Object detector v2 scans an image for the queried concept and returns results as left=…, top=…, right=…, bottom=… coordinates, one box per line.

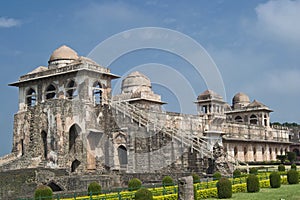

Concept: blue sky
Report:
left=0, top=0, right=299, bottom=156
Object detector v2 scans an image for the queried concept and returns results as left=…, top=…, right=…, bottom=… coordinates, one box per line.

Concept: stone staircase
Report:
left=109, top=100, right=213, bottom=158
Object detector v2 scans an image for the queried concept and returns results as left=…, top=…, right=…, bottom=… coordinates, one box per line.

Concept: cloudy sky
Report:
left=0, top=0, right=299, bottom=156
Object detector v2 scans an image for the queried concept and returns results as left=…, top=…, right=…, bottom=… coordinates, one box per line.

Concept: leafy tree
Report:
left=287, top=152, right=296, bottom=163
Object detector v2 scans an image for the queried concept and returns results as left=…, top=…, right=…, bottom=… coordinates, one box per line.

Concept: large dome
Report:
left=49, top=45, right=78, bottom=62
left=121, top=71, right=152, bottom=94
left=232, top=92, right=250, bottom=107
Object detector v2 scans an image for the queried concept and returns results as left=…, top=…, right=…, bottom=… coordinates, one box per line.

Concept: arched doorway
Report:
left=93, top=82, right=103, bottom=105
left=69, top=124, right=81, bottom=153
left=41, top=131, right=48, bottom=160
left=118, top=145, right=128, bottom=168
left=71, top=159, right=81, bottom=172
left=47, top=182, right=63, bottom=192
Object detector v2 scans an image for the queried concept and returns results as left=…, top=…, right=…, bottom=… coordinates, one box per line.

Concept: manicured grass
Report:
left=208, top=184, right=300, bottom=200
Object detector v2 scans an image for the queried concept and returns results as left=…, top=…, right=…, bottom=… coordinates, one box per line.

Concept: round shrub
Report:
left=249, top=168, right=258, bottom=175
left=291, top=163, right=297, bottom=170
left=213, top=172, right=222, bottom=180
left=287, top=169, right=299, bottom=184
left=162, top=176, right=174, bottom=186
left=233, top=169, right=241, bottom=178
left=34, top=185, right=53, bottom=200
left=247, top=174, right=260, bottom=193
left=269, top=172, right=281, bottom=188
left=128, top=178, right=142, bottom=191
left=88, top=181, right=101, bottom=195
left=278, top=164, right=285, bottom=172
left=217, top=177, right=232, bottom=199
left=135, top=188, right=153, bottom=200
left=192, top=173, right=200, bottom=183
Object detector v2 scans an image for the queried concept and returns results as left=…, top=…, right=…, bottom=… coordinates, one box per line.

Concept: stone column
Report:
left=178, top=176, right=194, bottom=200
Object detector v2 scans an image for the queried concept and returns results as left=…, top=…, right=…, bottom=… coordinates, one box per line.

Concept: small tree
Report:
left=213, top=172, right=222, bottom=180
left=217, top=177, right=232, bottom=199
left=291, top=163, right=297, bottom=170
left=135, top=188, right=153, bottom=200
left=162, top=176, right=174, bottom=186
left=247, top=174, right=260, bottom=193
left=287, top=169, right=299, bottom=184
left=278, top=164, right=285, bottom=172
left=269, top=172, right=281, bottom=188
left=276, top=155, right=287, bottom=164
left=88, top=181, right=101, bottom=195
left=287, top=152, right=296, bottom=163
left=34, top=185, right=53, bottom=200
left=128, top=178, right=142, bottom=191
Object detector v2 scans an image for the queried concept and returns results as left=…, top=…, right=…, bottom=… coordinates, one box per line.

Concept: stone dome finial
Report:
left=232, top=92, right=250, bottom=108
left=48, top=45, right=78, bottom=63
left=121, top=71, right=152, bottom=94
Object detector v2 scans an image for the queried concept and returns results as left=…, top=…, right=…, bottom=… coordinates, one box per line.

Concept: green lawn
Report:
left=209, top=184, right=300, bottom=200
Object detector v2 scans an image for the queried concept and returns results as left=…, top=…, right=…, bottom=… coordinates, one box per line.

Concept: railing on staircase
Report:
left=109, top=99, right=213, bottom=158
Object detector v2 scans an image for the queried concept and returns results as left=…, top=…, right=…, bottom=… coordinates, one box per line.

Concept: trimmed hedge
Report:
left=233, top=169, right=241, bottom=178
left=249, top=168, right=258, bottom=175
left=192, top=173, right=200, bottom=183
left=291, top=163, right=297, bottom=170
left=217, top=177, right=232, bottom=199
left=287, top=169, right=299, bottom=184
left=195, top=188, right=217, bottom=199
left=88, top=181, right=101, bottom=195
left=232, top=183, right=246, bottom=193
left=128, top=178, right=142, bottom=191
left=135, top=188, right=153, bottom=200
left=213, top=172, right=222, bottom=180
left=34, top=185, right=53, bottom=200
left=162, top=176, right=174, bottom=186
left=269, top=172, right=281, bottom=188
left=278, top=164, right=285, bottom=172
left=247, top=174, right=260, bottom=193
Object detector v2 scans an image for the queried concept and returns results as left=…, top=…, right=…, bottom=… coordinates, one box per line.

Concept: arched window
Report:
left=253, top=147, right=257, bottom=162
left=41, top=131, right=48, bottom=160
left=45, top=84, right=56, bottom=99
left=235, top=116, right=243, bottom=123
left=69, top=124, right=81, bottom=153
left=118, top=145, right=128, bottom=167
left=269, top=148, right=273, bottom=160
left=262, top=147, right=265, bottom=161
left=280, top=148, right=283, bottom=155
left=250, top=114, right=258, bottom=125
left=293, top=148, right=300, bottom=156
left=93, top=82, right=102, bottom=105
left=234, top=146, right=238, bottom=159
left=26, top=88, right=36, bottom=106
left=66, top=80, right=78, bottom=99
left=244, top=147, right=248, bottom=162
left=71, top=159, right=81, bottom=172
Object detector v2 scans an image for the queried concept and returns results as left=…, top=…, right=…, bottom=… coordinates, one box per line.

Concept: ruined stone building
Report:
left=0, top=45, right=295, bottom=198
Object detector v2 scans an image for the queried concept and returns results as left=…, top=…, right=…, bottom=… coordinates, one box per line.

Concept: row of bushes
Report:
left=195, top=169, right=299, bottom=199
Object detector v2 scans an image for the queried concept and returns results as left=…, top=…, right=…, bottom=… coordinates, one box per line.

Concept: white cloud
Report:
left=255, top=0, right=300, bottom=44
left=0, top=17, right=20, bottom=28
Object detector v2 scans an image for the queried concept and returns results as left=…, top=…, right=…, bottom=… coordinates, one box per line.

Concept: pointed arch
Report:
left=250, top=114, right=258, bottom=125
left=71, top=159, right=81, bottom=172
left=118, top=145, right=128, bottom=167
left=66, top=80, right=78, bottom=99
left=234, top=146, right=238, bottom=159
left=47, top=181, right=63, bottom=192
left=45, top=84, right=56, bottom=99
left=26, top=88, right=36, bottom=106
left=93, top=81, right=103, bottom=105
left=69, top=124, right=81, bottom=153
left=235, top=116, right=243, bottom=123
left=41, top=131, right=48, bottom=160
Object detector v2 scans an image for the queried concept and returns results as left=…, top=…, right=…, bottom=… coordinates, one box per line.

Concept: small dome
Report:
left=121, top=71, right=151, bottom=94
left=49, top=45, right=78, bottom=62
left=232, top=92, right=250, bottom=108
left=197, top=89, right=223, bottom=101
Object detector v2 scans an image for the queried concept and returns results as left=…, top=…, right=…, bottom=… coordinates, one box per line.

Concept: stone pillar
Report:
left=178, top=176, right=194, bottom=200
